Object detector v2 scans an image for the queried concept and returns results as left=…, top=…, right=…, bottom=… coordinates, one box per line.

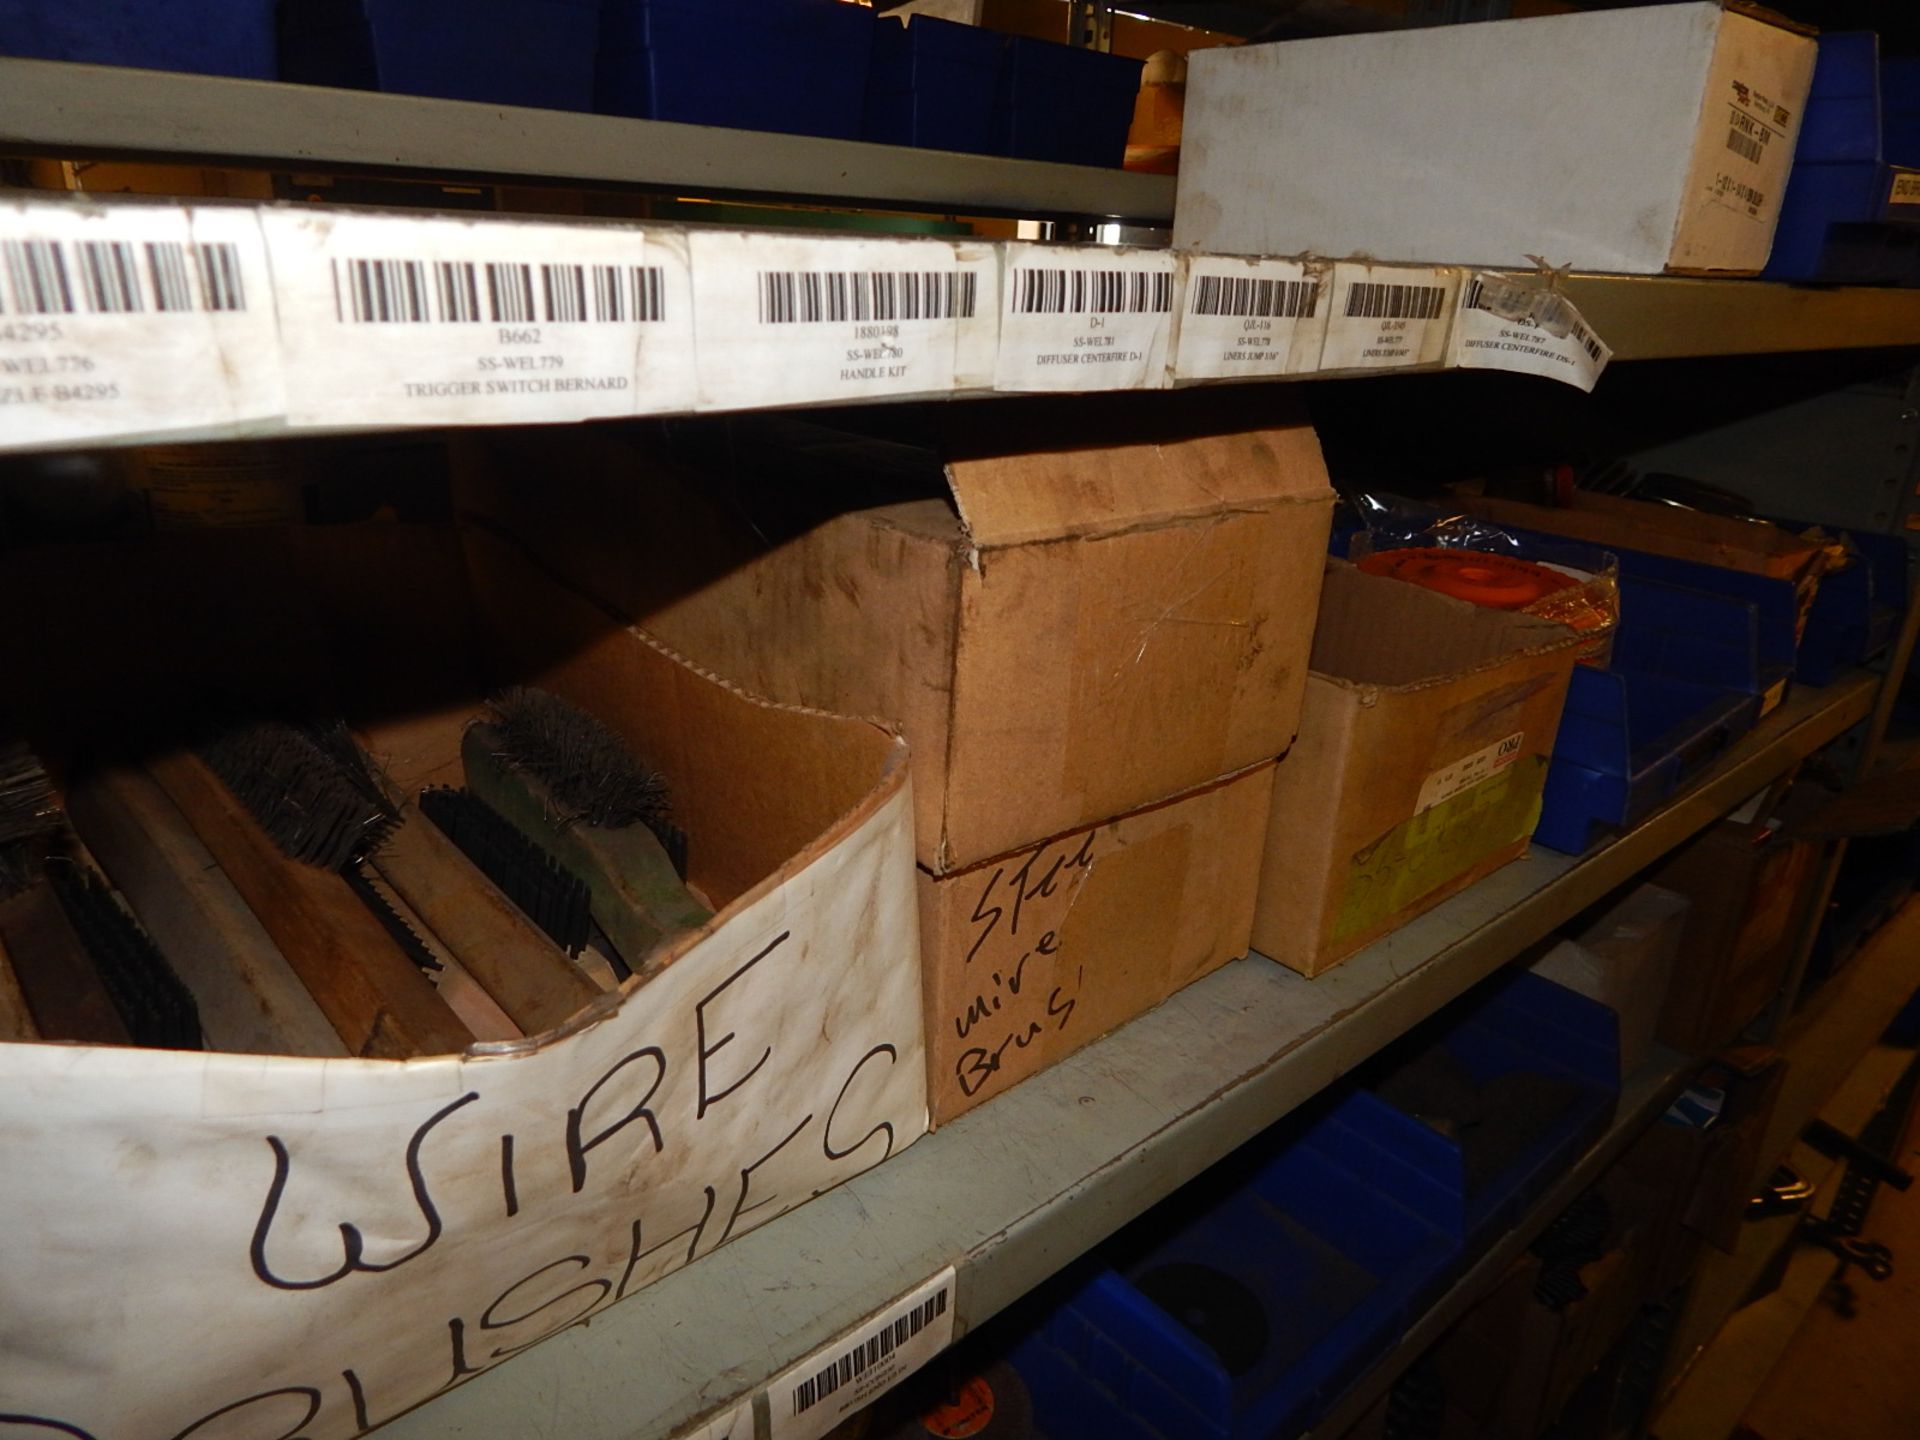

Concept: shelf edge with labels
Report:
left=361, top=673, right=1875, bottom=1440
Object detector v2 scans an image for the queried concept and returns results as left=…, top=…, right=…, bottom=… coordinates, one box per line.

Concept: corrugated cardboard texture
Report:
left=1175, top=1, right=1813, bottom=275
left=922, top=762, right=1273, bottom=1126
left=1254, top=564, right=1584, bottom=976
left=454, top=400, right=1332, bottom=874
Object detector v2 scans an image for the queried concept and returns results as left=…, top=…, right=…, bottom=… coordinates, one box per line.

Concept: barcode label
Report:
left=1173, top=256, right=1329, bottom=381
left=1, top=237, right=246, bottom=316
left=1189, top=273, right=1319, bottom=319
left=755, top=270, right=977, bottom=324
left=1010, top=267, right=1173, bottom=315
left=330, top=259, right=665, bottom=325
left=766, top=1269, right=957, bottom=1440
left=692, top=232, right=988, bottom=408
left=1343, top=281, right=1446, bottom=321
left=792, top=1290, right=948, bottom=1416
left=1453, top=270, right=1609, bottom=392
left=1320, top=263, right=1459, bottom=372
left=267, top=209, right=695, bottom=424
left=1726, top=128, right=1765, bottom=165
left=994, top=244, right=1176, bottom=392
left=0, top=200, right=282, bottom=451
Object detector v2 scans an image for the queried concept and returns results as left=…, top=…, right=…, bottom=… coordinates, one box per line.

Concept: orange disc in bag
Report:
left=1357, top=546, right=1580, bottom=611
left=920, top=1377, right=998, bottom=1438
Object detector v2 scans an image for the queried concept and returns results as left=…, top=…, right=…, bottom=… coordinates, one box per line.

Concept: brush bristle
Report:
left=0, top=742, right=62, bottom=848
left=343, top=866, right=443, bottom=975
left=483, top=688, right=670, bottom=833
left=198, top=720, right=398, bottom=870
left=48, top=865, right=202, bottom=1050
left=419, top=786, right=593, bottom=957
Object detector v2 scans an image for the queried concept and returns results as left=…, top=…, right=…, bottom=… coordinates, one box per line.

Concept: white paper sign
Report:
left=266, top=207, right=694, bottom=426
left=0, top=197, right=282, bottom=450
left=1172, top=254, right=1330, bottom=381
left=765, top=1268, right=958, bottom=1440
left=691, top=231, right=992, bottom=411
left=1318, top=262, right=1460, bottom=373
left=0, top=785, right=927, bottom=1440
left=993, top=242, right=1176, bottom=392
left=1451, top=273, right=1612, bottom=392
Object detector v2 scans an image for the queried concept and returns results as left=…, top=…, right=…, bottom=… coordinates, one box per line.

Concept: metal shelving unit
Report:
left=365, top=675, right=1877, bottom=1440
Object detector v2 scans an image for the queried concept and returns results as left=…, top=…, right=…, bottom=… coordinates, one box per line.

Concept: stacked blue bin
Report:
left=0, top=0, right=276, bottom=78
left=991, top=37, right=1142, bottom=167
left=1010, top=971, right=1620, bottom=1440
left=863, top=14, right=1003, bottom=155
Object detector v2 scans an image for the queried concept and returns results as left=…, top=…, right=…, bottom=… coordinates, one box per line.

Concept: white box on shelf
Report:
left=1174, top=2, right=1816, bottom=276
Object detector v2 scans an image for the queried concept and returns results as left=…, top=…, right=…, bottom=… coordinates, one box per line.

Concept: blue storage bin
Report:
left=280, top=0, right=601, bottom=109
left=991, top=37, right=1141, bottom=168
left=0, top=0, right=276, bottom=78
left=1534, top=577, right=1765, bottom=854
left=1791, top=528, right=1906, bottom=685
left=863, top=14, right=1001, bottom=154
left=597, top=0, right=874, bottom=139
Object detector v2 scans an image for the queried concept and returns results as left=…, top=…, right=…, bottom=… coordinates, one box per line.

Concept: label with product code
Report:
left=1888, top=169, right=1920, bottom=211
left=0, top=198, right=282, bottom=450
left=1317, top=263, right=1459, bottom=373
left=993, top=243, right=1176, bottom=392
left=1451, top=273, right=1611, bottom=392
left=1417, top=732, right=1525, bottom=816
left=765, top=1268, right=957, bottom=1440
left=1172, top=254, right=1329, bottom=381
left=266, top=207, right=694, bottom=425
left=691, top=231, right=989, bottom=410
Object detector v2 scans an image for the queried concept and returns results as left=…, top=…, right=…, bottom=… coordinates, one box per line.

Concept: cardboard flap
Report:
left=940, top=393, right=1332, bottom=549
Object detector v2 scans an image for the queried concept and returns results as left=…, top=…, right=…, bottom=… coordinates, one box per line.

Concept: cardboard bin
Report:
left=0, top=523, right=926, bottom=1436
left=1253, top=561, right=1586, bottom=977
left=452, top=395, right=1336, bottom=876
left=1175, top=1, right=1816, bottom=275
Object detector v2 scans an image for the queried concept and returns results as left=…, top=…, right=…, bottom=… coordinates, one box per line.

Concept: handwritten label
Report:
left=691, top=231, right=990, bottom=410
left=1451, top=273, right=1611, bottom=392
left=266, top=207, right=694, bottom=426
left=1172, top=255, right=1329, bottom=381
left=1317, top=263, right=1459, bottom=373
left=947, top=833, right=1095, bottom=1104
left=993, top=243, right=1176, bottom=392
left=1416, top=731, right=1525, bottom=815
left=0, top=197, right=282, bottom=450
left=0, top=785, right=927, bottom=1439
left=766, top=1268, right=957, bottom=1440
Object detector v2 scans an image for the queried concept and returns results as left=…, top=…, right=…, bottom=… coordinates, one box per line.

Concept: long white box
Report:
left=1174, top=2, right=1816, bottom=276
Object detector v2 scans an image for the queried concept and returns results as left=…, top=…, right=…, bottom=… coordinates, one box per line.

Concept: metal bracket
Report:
left=1068, top=0, right=1114, bottom=52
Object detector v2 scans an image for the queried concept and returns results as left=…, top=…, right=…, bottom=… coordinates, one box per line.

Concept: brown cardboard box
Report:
left=1652, top=787, right=1818, bottom=1053
left=454, top=395, right=1334, bottom=874
left=922, top=761, right=1274, bottom=1125
left=1252, top=562, right=1586, bottom=976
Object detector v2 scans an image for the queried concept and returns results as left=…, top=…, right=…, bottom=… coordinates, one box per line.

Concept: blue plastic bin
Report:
left=1534, top=577, right=1766, bottom=854
left=280, top=0, right=601, bottom=109
left=1792, top=528, right=1906, bottom=685
left=597, top=0, right=874, bottom=139
left=991, top=36, right=1141, bottom=168
left=0, top=0, right=275, bottom=78
left=863, top=14, right=1001, bottom=154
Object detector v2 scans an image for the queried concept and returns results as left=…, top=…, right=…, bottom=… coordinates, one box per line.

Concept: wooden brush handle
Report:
left=67, top=768, right=348, bottom=1058
left=0, top=885, right=132, bottom=1046
left=148, top=752, right=472, bottom=1059
left=374, top=809, right=605, bottom=1034
left=0, top=933, right=37, bottom=1041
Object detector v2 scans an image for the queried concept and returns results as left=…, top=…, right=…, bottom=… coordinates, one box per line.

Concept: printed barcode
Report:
left=755, top=269, right=978, bottom=324
left=330, top=259, right=666, bottom=324
left=1463, top=279, right=1604, bottom=364
left=1570, top=318, right=1603, bottom=364
left=1726, top=128, right=1765, bottom=165
left=1344, top=281, right=1445, bottom=321
left=1190, top=273, right=1319, bottom=319
left=790, top=1289, right=950, bottom=1417
left=1011, top=267, right=1173, bottom=315
left=0, top=238, right=246, bottom=316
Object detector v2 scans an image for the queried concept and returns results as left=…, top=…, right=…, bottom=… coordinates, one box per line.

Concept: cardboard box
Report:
left=453, top=394, right=1335, bottom=874
left=1652, top=787, right=1819, bottom=1053
left=922, top=760, right=1273, bottom=1125
left=0, top=524, right=927, bottom=1436
left=1531, top=884, right=1690, bottom=1074
left=1252, top=562, right=1585, bottom=976
left=1174, top=2, right=1817, bottom=275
